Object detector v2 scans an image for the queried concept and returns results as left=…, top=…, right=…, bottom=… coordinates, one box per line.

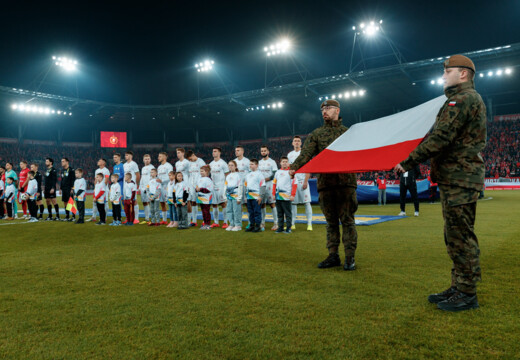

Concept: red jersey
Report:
left=19, top=168, right=30, bottom=191
left=376, top=178, right=387, bottom=190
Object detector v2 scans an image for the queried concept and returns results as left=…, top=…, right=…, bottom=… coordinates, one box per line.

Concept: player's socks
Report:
left=22, top=202, right=27, bottom=215
left=272, top=206, right=277, bottom=224
left=213, top=207, right=219, bottom=223
left=47, top=205, right=53, bottom=217
left=65, top=210, right=70, bottom=218
left=134, top=204, right=139, bottom=221
left=261, top=207, right=266, bottom=226
left=144, top=205, right=150, bottom=220
left=54, top=204, right=60, bottom=218
left=222, top=208, right=228, bottom=224
left=305, top=203, right=313, bottom=226
left=291, top=204, right=297, bottom=226
left=162, top=211, right=167, bottom=222
left=39, top=205, right=44, bottom=217
left=192, top=205, right=198, bottom=223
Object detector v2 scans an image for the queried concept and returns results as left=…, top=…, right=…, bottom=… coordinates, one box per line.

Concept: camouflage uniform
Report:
left=401, top=79, right=486, bottom=294
left=291, top=117, right=358, bottom=256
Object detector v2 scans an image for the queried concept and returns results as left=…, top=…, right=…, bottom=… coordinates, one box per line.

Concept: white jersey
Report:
left=244, top=170, right=265, bottom=200
left=175, top=159, right=190, bottom=183
left=209, top=159, right=229, bottom=189
left=5, top=184, right=16, bottom=203
left=109, top=183, right=121, bottom=204
left=196, top=177, right=214, bottom=204
left=123, top=181, right=137, bottom=200
left=234, top=157, right=250, bottom=181
left=225, top=172, right=242, bottom=201
left=94, top=182, right=106, bottom=203
left=188, top=158, right=206, bottom=187
left=288, top=150, right=306, bottom=182
left=74, top=178, right=87, bottom=201
left=148, top=178, right=162, bottom=199
left=174, top=181, right=189, bottom=204
left=26, top=179, right=38, bottom=199
left=140, top=164, right=155, bottom=190
left=258, top=158, right=278, bottom=182
left=273, top=169, right=297, bottom=201
left=157, top=162, right=174, bottom=187
left=124, top=161, right=139, bottom=184
left=95, top=167, right=111, bottom=191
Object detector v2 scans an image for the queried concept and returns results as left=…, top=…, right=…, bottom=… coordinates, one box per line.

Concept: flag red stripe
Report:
left=297, top=138, right=424, bottom=174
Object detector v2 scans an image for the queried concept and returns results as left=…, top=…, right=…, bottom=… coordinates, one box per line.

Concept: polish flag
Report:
left=297, top=95, right=446, bottom=174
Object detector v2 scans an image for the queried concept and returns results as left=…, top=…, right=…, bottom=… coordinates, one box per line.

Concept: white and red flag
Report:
left=297, top=95, right=446, bottom=174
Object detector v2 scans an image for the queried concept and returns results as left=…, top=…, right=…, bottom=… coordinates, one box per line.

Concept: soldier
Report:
left=290, top=99, right=358, bottom=270
left=394, top=54, right=486, bottom=312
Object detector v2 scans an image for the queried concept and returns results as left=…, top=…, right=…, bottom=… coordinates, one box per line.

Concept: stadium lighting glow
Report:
left=319, top=89, right=366, bottom=101
left=431, top=67, right=514, bottom=85
left=354, top=20, right=382, bottom=36
left=196, top=59, right=215, bottom=72
left=11, top=103, right=71, bottom=116
left=246, top=102, right=284, bottom=112
left=264, top=38, right=291, bottom=57
left=53, top=56, right=78, bottom=71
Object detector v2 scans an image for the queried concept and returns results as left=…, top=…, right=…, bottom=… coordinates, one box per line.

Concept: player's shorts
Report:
left=211, top=187, right=226, bottom=205
left=141, top=188, right=151, bottom=203
left=262, top=182, right=276, bottom=204
left=292, top=182, right=311, bottom=204
left=44, top=190, right=56, bottom=199
left=62, top=189, right=72, bottom=203
left=159, top=185, right=168, bottom=203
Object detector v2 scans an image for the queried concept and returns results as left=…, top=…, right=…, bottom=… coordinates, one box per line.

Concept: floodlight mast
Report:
left=263, top=38, right=311, bottom=89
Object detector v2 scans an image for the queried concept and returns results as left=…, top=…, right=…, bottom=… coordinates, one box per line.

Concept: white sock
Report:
left=134, top=204, right=139, bottom=220
left=271, top=206, right=277, bottom=225
left=222, top=207, right=228, bottom=224
left=305, top=203, right=313, bottom=225
left=92, top=203, right=98, bottom=219
left=291, top=204, right=297, bottom=225
left=143, top=205, right=148, bottom=220
left=261, top=207, right=266, bottom=225
left=213, top=207, right=219, bottom=223
left=192, top=205, right=198, bottom=223
left=162, top=211, right=167, bottom=222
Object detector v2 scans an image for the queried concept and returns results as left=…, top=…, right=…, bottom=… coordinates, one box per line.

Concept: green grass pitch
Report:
left=0, top=190, right=519, bottom=359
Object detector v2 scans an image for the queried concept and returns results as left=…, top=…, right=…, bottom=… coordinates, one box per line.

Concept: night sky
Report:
left=1, top=1, right=518, bottom=105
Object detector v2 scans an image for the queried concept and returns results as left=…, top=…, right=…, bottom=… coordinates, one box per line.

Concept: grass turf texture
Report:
left=0, top=191, right=519, bottom=359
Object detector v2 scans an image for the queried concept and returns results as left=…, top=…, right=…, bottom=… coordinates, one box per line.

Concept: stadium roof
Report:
left=1, top=42, right=519, bottom=144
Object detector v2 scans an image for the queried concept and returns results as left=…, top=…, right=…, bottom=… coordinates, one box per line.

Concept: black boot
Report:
left=343, top=256, right=356, bottom=271
left=252, top=224, right=261, bottom=233
left=437, top=291, right=479, bottom=312
left=245, top=223, right=254, bottom=232
left=317, top=253, right=341, bottom=269
left=428, top=287, right=457, bottom=304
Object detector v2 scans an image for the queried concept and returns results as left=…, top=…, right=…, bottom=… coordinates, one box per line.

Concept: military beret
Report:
left=320, top=99, right=340, bottom=108
left=444, top=55, right=475, bottom=73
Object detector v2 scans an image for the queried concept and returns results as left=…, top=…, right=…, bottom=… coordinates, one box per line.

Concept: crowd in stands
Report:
left=1, top=118, right=519, bottom=188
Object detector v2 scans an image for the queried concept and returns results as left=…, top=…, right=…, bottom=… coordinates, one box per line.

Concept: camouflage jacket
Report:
left=401, top=80, right=486, bottom=191
left=290, top=117, right=357, bottom=191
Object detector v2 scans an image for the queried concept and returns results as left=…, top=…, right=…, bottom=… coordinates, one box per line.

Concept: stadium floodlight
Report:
left=195, top=59, right=215, bottom=72
left=354, top=20, right=382, bottom=36
left=505, top=68, right=512, bottom=75
left=318, top=89, right=366, bottom=101
left=245, top=102, right=285, bottom=112
left=11, top=103, right=71, bottom=116
left=53, top=56, right=78, bottom=71
left=487, top=71, right=493, bottom=77
left=264, top=38, right=291, bottom=57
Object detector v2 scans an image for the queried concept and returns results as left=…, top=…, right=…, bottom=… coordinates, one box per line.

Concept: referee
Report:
left=44, top=157, right=59, bottom=221
left=60, top=158, right=75, bottom=222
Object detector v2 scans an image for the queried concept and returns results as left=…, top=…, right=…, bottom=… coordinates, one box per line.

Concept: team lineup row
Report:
left=0, top=137, right=315, bottom=232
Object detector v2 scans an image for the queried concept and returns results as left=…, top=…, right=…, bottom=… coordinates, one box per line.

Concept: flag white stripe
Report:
left=328, top=95, right=446, bottom=152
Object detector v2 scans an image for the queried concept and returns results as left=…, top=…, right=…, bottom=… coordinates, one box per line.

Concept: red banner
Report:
left=100, top=131, right=127, bottom=148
